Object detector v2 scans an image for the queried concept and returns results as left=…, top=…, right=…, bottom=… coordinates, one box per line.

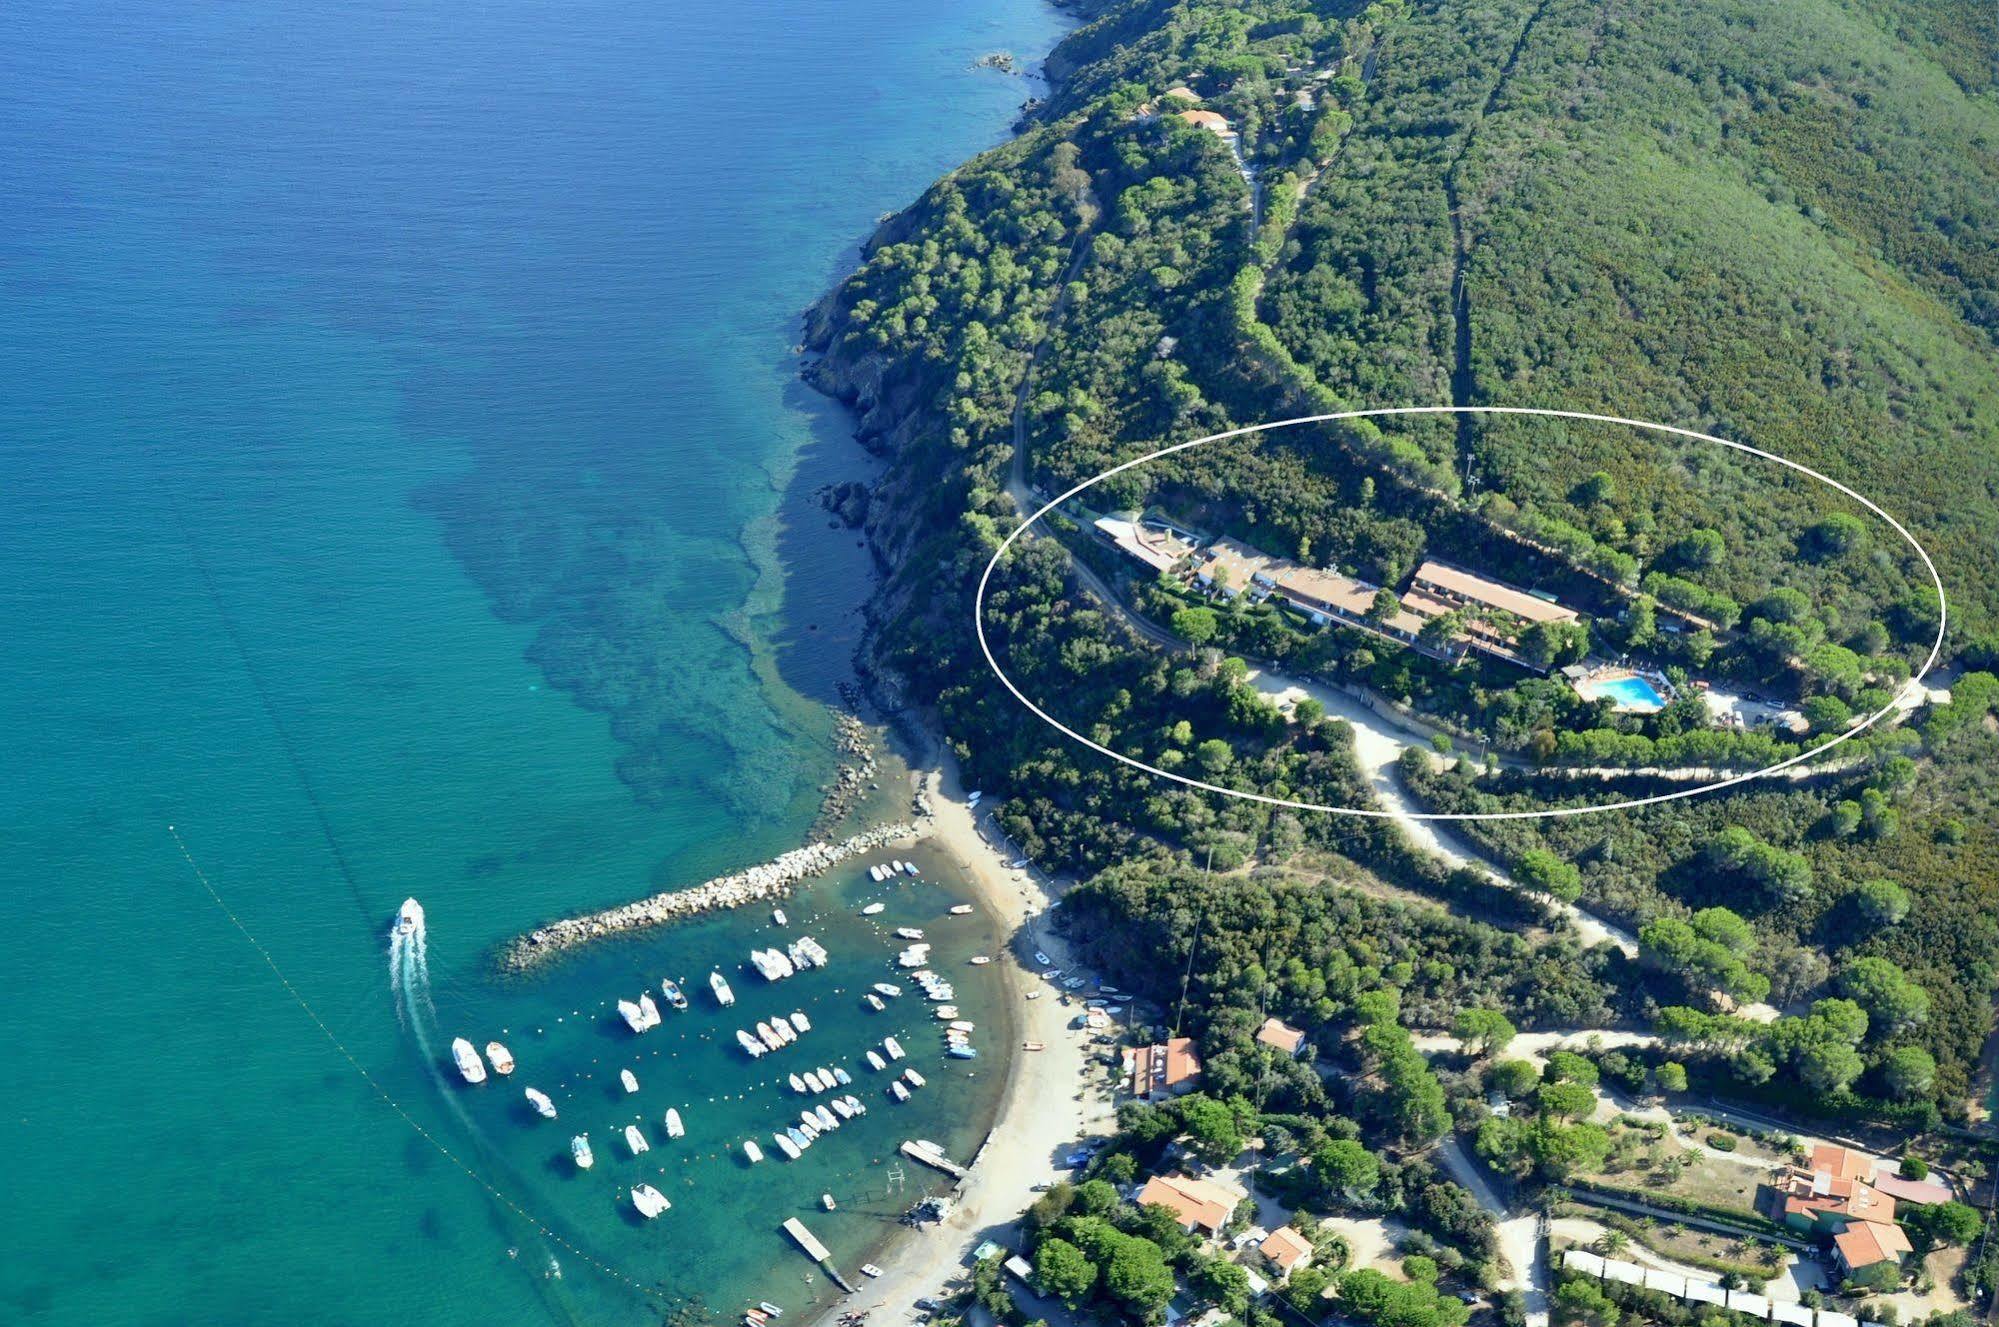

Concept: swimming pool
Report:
left=1577, top=673, right=1670, bottom=712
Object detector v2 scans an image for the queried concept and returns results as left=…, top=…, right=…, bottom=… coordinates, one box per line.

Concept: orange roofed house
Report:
left=1258, top=1225, right=1315, bottom=1279
left=1255, top=1017, right=1307, bottom=1058
left=1123, top=1036, right=1202, bottom=1099
left=1765, top=1145, right=1909, bottom=1280
left=1136, top=1173, right=1245, bottom=1238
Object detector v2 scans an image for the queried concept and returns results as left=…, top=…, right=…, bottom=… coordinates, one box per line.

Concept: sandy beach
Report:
left=821, top=759, right=1117, bottom=1324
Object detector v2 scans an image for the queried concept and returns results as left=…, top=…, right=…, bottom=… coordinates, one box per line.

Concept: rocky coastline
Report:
left=498, top=817, right=926, bottom=973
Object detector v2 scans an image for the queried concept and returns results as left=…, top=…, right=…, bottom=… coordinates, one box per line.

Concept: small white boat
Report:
left=863, top=993, right=884, bottom=1012
left=873, top=983, right=902, bottom=998
left=814, top=1105, right=839, bottom=1130
left=883, top=1037, right=905, bottom=1060
left=966, top=790, right=982, bottom=806
left=889, top=1081, right=910, bottom=1102
left=485, top=1041, right=515, bottom=1075
left=451, top=1038, right=487, bottom=1084
left=743, top=1139, right=765, bottom=1163
left=821, top=1193, right=837, bottom=1211
left=934, top=1006, right=959, bottom=1020
left=396, top=898, right=424, bottom=935
left=904, top=1069, right=927, bottom=1088
left=737, top=1029, right=766, bottom=1058
left=756, top=1021, right=781, bottom=1050
left=789, top=1011, right=811, bottom=1034
left=571, top=1134, right=594, bottom=1169
left=861, top=902, right=886, bottom=916
left=842, top=1094, right=865, bottom=1116
left=664, top=1108, right=684, bottom=1138
left=869, top=864, right=885, bottom=882
left=621, top=1069, right=640, bottom=1094
left=948, top=1046, right=979, bottom=1059
left=759, top=1304, right=784, bottom=1318
left=949, top=905, right=973, bottom=916
left=619, top=995, right=661, bottom=1033
left=798, top=1118, right=820, bottom=1141
left=525, top=1088, right=557, bottom=1119
left=948, top=1020, right=975, bottom=1032
left=803, top=1070, right=825, bottom=1093
left=865, top=1050, right=886, bottom=1071
left=831, top=1098, right=855, bottom=1119
left=862, top=1263, right=884, bottom=1278
left=624, top=1124, right=649, bottom=1156
left=969, top=956, right=991, bottom=965
left=660, top=979, right=689, bottom=1010
left=773, top=908, right=788, bottom=926
left=772, top=1132, right=802, bottom=1160
left=895, top=927, right=925, bottom=940
left=1022, top=1041, right=1046, bottom=1052
left=789, top=1073, right=807, bottom=1094
left=832, top=1067, right=852, bottom=1085
left=772, top=1019, right=796, bottom=1045
left=632, top=1183, right=670, bottom=1218
left=710, top=970, right=736, bottom=1007
left=786, top=1125, right=811, bottom=1151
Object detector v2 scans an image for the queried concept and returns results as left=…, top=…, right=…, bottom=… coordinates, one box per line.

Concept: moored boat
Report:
left=631, top=1183, right=670, bottom=1218
left=756, top=1021, right=781, bottom=1050
left=772, top=907, right=787, bottom=926
left=831, top=1098, right=854, bottom=1119
left=861, top=902, right=885, bottom=915
left=821, top=1193, right=836, bottom=1211
left=664, top=1108, right=684, bottom=1138
left=889, top=1081, right=910, bottom=1102
left=950, top=904, right=973, bottom=915
left=948, top=1045, right=979, bottom=1059
left=624, top=1124, right=649, bottom=1156
left=710, top=970, right=736, bottom=1006
left=773, top=1132, right=802, bottom=1160
left=883, top=1037, right=905, bottom=1060
left=904, top=1068, right=927, bottom=1088
left=895, top=927, right=925, bottom=940
left=759, top=1304, right=784, bottom=1318
left=832, top=1067, right=852, bottom=1085
left=948, top=1020, right=975, bottom=1032
left=621, top=1068, right=640, bottom=1094
left=737, top=1029, right=766, bottom=1058
left=789, top=1011, right=811, bottom=1033
left=865, top=1050, right=886, bottom=1071
left=743, top=1139, right=765, bottom=1163
left=873, top=982, right=902, bottom=998
left=571, top=1134, right=594, bottom=1169
left=969, top=956, right=991, bottom=965
left=814, top=1104, right=839, bottom=1130
left=863, top=993, right=884, bottom=1011
left=619, top=995, right=662, bottom=1033
left=485, top=1041, right=515, bottom=1075
left=525, top=1087, right=557, bottom=1119
left=934, top=1006, right=959, bottom=1020
left=803, top=1070, right=824, bottom=1093
left=782, top=1126, right=809, bottom=1153
left=788, top=1073, right=807, bottom=1094
left=661, top=979, right=689, bottom=1010
left=451, top=1038, right=487, bottom=1084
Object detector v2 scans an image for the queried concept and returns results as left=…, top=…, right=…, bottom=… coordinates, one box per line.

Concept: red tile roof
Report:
left=1834, top=1220, right=1911, bottom=1270
left=1259, top=1225, right=1314, bottom=1273
left=1137, top=1174, right=1242, bottom=1234
left=1256, top=1017, right=1307, bottom=1056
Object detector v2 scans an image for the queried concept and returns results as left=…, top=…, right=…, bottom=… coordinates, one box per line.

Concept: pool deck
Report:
left=1572, top=666, right=1671, bottom=713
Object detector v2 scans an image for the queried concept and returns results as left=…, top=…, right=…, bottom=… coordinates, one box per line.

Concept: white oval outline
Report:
left=975, top=406, right=1948, bottom=821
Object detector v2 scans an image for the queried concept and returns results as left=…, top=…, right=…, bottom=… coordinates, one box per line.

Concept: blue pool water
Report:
left=1581, top=674, right=1670, bottom=711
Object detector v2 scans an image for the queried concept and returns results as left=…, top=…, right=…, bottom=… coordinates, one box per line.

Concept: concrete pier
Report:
left=499, top=820, right=924, bottom=972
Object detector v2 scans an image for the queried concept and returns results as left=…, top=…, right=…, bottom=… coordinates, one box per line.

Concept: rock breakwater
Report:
left=498, top=819, right=925, bottom=973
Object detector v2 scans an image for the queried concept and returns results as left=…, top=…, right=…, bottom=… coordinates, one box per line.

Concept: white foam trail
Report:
left=388, top=926, right=408, bottom=1024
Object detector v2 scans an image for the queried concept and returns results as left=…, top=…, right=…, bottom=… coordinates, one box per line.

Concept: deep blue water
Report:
left=0, top=2, right=1068, bottom=1323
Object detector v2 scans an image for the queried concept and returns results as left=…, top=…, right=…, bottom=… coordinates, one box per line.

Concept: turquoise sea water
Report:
left=0, top=2, right=1068, bottom=1323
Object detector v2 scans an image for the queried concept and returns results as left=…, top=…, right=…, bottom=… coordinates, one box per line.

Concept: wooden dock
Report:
left=782, top=1218, right=856, bottom=1293
left=900, top=1140, right=967, bottom=1179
